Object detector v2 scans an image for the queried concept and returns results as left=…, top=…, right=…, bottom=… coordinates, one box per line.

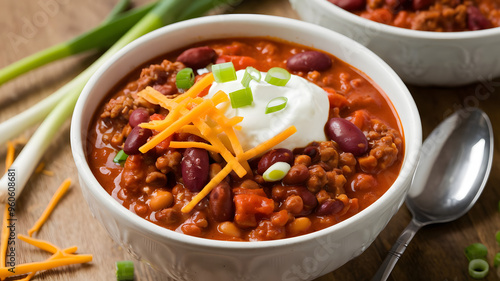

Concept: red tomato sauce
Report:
left=87, top=37, right=404, bottom=241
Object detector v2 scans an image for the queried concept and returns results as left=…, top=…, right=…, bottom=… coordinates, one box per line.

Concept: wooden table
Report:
left=1, top=0, right=499, bottom=280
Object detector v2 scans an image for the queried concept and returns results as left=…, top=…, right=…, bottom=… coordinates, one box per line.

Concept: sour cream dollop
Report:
left=206, top=69, right=329, bottom=151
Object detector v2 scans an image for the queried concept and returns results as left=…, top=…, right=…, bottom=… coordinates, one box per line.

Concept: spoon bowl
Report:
left=372, top=108, right=493, bottom=281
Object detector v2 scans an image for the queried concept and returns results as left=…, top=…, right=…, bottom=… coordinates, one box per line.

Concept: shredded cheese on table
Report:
left=0, top=152, right=92, bottom=281
left=137, top=75, right=297, bottom=214
left=28, top=178, right=71, bottom=237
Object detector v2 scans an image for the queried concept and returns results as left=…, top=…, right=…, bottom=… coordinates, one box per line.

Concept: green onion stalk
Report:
left=0, top=0, right=243, bottom=203
left=0, top=0, right=155, bottom=86
left=0, top=2, right=156, bottom=145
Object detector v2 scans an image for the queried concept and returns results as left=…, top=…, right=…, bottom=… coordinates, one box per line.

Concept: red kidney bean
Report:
left=467, top=6, right=491, bottom=31
left=328, top=0, right=365, bottom=12
left=411, top=0, right=433, bottom=10
left=257, top=148, right=294, bottom=175
left=285, top=186, right=318, bottom=215
left=316, top=199, right=344, bottom=216
left=283, top=164, right=310, bottom=185
left=181, top=148, right=209, bottom=192
left=129, top=108, right=150, bottom=128
left=176, top=46, right=217, bottom=69
left=209, top=182, right=234, bottom=222
left=303, top=145, right=320, bottom=163
left=123, top=126, right=152, bottom=155
left=326, top=118, right=368, bottom=156
left=286, top=51, right=332, bottom=72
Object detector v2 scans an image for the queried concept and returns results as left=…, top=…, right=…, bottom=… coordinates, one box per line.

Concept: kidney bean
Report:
left=257, top=148, right=294, bottom=175
left=283, top=164, right=309, bottom=185
left=176, top=46, right=217, bottom=69
left=181, top=148, right=209, bottom=192
left=316, top=199, right=344, bottom=216
left=328, top=0, right=366, bottom=12
left=129, top=108, right=150, bottom=128
left=411, top=0, right=433, bottom=10
left=286, top=51, right=332, bottom=72
left=326, top=118, right=368, bottom=156
left=123, top=126, right=152, bottom=155
left=285, top=186, right=318, bottom=215
left=467, top=6, right=491, bottom=31
left=303, top=146, right=320, bottom=163
left=209, top=182, right=234, bottom=222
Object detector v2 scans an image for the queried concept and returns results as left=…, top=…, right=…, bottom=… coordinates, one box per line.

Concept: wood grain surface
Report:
left=1, top=0, right=500, bottom=280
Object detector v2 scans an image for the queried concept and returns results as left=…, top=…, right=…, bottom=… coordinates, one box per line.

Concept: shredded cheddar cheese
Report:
left=0, top=254, right=92, bottom=278
left=28, top=178, right=71, bottom=237
left=137, top=76, right=297, bottom=214
left=35, top=162, right=55, bottom=176
left=4, top=142, right=14, bottom=174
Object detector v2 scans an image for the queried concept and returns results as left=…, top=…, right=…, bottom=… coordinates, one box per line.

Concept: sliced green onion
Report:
left=113, top=150, right=128, bottom=164
left=494, top=253, right=500, bottom=267
left=229, top=88, right=253, bottom=108
left=212, top=62, right=236, bottom=83
left=263, top=162, right=291, bottom=182
left=176, top=68, right=195, bottom=89
left=469, top=259, right=489, bottom=279
left=241, top=67, right=261, bottom=87
left=265, top=97, right=288, bottom=114
left=496, top=231, right=500, bottom=245
left=116, top=260, right=135, bottom=281
left=465, top=243, right=488, bottom=261
left=265, top=67, right=291, bottom=86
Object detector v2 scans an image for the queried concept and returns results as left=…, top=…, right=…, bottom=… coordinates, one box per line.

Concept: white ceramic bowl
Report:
left=290, top=0, right=500, bottom=86
left=70, top=14, right=422, bottom=281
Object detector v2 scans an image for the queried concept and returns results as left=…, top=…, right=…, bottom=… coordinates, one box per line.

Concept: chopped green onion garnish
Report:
left=116, top=260, right=134, bottom=281
left=263, top=162, right=291, bottom=182
left=265, top=67, right=291, bottom=86
left=176, top=68, right=195, bottom=89
left=465, top=243, right=488, bottom=261
left=265, top=97, right=288, bottom=114
left=241, top=67, right=261, bottom=87
left=229, top=88, right=253, bottom=108
left=212, top=62, right=236, bottom=83
left=469, top=259, right=489, bottom=279
left=494, top=253, right=500, bottom=267
left=113, top=150, right=128, bottom=164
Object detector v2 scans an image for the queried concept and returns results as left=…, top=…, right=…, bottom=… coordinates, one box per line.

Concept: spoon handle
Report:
left=371, top=219, right=423, bottom=281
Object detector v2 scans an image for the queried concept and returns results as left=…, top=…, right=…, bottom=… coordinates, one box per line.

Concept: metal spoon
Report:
left=371, top=108, right=494, bottom=281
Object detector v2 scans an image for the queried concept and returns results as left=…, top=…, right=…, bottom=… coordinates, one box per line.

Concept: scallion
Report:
left=494, top=253, right=500, bottom=267
left=229, top=88, right=253, bottom=108
left=265, top=67, right=291, bottom=86
left=469, top=259, right=489, bottom=279
left=113, top=150, right=128, bottom=164
left=0, top=1, right=156, bottom=86
left=116, top=260, right=135, bottom=281
left=265, top=97, right=288, bottom=114
left=465, top=243, right=488, bottom=261
left=0, top=0, right=240, bottom=203
left=262, top=162, right=291, bottom=182
left=176, top=68, right=195, bottom=89
left=212, top=62, right=236, bottom=83
left=241, top=67, right=261, bottom=87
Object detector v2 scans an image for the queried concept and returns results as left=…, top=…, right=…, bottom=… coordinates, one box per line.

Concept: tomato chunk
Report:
left=234, top=194, right=274, bottom=228
left=216, top=55, right=257, bottom=70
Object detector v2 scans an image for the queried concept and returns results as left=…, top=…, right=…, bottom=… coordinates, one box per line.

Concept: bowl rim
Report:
left=311, top=0, right=500, bottom=39
left=71, top=14, right=422, bottom=250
